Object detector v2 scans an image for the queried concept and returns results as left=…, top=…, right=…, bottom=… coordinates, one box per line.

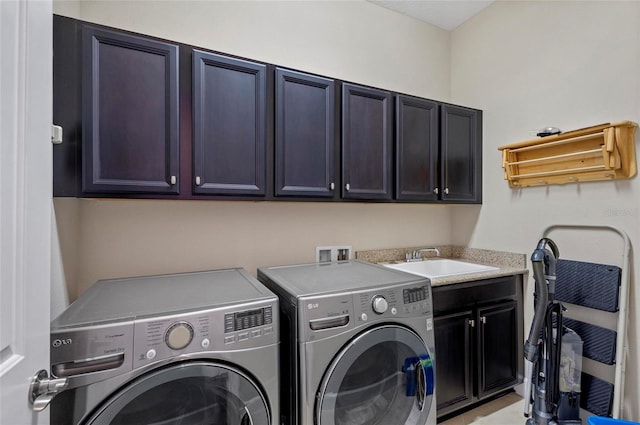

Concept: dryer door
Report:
left=83, top=361, right=269, bottom=425
left=316, top=325, right=434, bottom=425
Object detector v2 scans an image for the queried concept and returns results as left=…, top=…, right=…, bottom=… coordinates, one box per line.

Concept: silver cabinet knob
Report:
left=345, top=183, right=350, bottom=191
left=170, top=175, right=177, bottom=185
left=330, top=182, right=335, bottom=190
left=444, top=187, right=449, bottom=195
left=195, top=176, right=201, bottom=186
left=433, top=188, right=439, bottom=195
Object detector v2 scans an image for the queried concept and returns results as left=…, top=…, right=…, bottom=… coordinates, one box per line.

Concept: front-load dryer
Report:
left=49, top=268, right=279, bottom=425
left=258, top=260, right=436, bottom=425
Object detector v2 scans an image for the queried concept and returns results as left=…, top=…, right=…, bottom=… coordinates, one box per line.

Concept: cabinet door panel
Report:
left=434, top=310, right=474, bottom=416
left=342, top=83, right=392, bottom=200
left=440, top=104, right=482, bottom=203
left=478, top=301, right=518, bottom=398
left=275, top=69, right=335, bottom=197
left=193, top=50, right=266, bottom=195
left=82, top=27, right=179, bottom=194
left=396, top=95, right=438, bottom=201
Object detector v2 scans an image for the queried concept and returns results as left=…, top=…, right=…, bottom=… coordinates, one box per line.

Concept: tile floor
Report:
left=439, top=392, right=525, bottom=425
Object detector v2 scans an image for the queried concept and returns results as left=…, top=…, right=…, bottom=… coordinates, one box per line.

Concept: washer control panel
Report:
left=132, top=302, right=277, bottom=369
left=355, top=283, right=431, bottom=322
left=300, top=280, right=433, bottom=340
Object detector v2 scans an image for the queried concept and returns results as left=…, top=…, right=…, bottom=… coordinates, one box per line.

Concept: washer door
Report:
left=316, top=325, right=434, bottom=425
left=83, top=361, right=269, bottom=425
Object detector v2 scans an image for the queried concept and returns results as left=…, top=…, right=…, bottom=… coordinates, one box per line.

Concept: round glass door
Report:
left=84, top=361, right=269, bottom=425
left=316, top=325, right=434, bottom=425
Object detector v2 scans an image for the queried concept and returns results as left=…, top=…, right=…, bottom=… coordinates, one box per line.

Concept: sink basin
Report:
left=384, top=259, right=499, bottom=279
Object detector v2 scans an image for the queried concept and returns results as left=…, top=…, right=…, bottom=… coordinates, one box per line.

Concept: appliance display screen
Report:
left=403, top=286, right=429, bottom=304
left=224, top=307, right=272, bottom=333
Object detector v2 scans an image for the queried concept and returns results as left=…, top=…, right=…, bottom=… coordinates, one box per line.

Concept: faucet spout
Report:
left=419, top=247, right=440, bottom=257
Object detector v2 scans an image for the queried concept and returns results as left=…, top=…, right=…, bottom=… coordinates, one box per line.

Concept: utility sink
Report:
left=384, top=259, right=499, bottom=279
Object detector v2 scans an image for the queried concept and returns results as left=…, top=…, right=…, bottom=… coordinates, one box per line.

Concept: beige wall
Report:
left=451, top=1, right=640, bottom=419
left=55, top=199, right=451, bottom=298
left=57, top=0, right=451, bottom=101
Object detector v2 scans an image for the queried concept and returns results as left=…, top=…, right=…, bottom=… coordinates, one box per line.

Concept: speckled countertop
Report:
left=356, top=245, right=528, bottom=286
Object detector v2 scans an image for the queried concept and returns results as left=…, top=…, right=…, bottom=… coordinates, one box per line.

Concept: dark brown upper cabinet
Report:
left=440, top=104, right=482, bottom=203
left=341, top=83, right=393, bottom=200
left=275, top=68, right=336, bottom=197
left=192, top=50, right=267, bottom=196
left=82, top=26, right=180, bottom=194
left=55, top=17, right=483, bottom=204
left=395, top=95, right=439, bottom=201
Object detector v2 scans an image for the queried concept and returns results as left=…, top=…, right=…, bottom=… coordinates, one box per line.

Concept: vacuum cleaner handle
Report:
left=523, top=238, right=558, bottom=418
left=535, top=237, right=559, bottom=259
left=525, top=238, right=559, bottom=362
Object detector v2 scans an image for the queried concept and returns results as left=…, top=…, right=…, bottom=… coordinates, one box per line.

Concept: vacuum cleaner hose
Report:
left=524, top=260, right=549, bottom=362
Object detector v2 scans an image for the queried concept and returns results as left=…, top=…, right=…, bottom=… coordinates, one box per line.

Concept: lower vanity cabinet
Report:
left=432, top=275, right=523, bottom=418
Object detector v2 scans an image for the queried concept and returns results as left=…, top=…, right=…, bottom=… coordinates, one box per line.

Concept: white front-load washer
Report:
left=258, top=260, right=436, bottom=425
left=49, top=268, right=279, bottom=425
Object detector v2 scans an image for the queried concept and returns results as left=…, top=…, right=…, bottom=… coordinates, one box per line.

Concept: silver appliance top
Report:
left=52, top=268, right=276, bottom=328
left=257, top=260, right=428, bottom=297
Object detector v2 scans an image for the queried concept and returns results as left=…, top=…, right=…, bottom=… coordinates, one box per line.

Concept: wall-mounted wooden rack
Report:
left=498, top=121, right=638, bottom=188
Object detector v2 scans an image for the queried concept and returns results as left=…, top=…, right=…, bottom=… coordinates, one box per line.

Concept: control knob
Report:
left=165, top=322, right=194, bottom=350
left=371, top=295, right=389, bottom=314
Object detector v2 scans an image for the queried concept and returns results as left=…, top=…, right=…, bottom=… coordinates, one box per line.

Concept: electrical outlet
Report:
left=316, top=245, right=352, bottom=262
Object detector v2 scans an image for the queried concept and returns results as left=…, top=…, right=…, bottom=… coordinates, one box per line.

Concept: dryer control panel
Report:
left=299, top=281, right=433, bottom=341
left=132, top=302, right=277, bottom=369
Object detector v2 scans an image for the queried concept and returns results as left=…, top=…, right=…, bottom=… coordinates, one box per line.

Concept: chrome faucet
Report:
left=405, top=247, right=440, bottom=262
left=419, top=247, right=440, bottom=258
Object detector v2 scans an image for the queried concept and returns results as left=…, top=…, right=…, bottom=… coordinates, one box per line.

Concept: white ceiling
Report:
left=368, top=0, right=494, bottom=31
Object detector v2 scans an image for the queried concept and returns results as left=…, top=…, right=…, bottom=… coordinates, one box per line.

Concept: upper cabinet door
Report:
left=342, top=83, right=393, bottom=200
left=192, top=50, right=267, bottom=196
left=395, top=95, right=439, bottom=201
left=440, top=104, right=482, bottom=203
left=275, top=68, right=336, bottom=197
left=82, top=26, right=179, bottom=194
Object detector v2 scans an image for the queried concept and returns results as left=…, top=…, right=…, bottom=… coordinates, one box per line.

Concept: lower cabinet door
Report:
left=434, top=310, right=474, bottom=416
left=478, top=301, right=519, bottom=398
